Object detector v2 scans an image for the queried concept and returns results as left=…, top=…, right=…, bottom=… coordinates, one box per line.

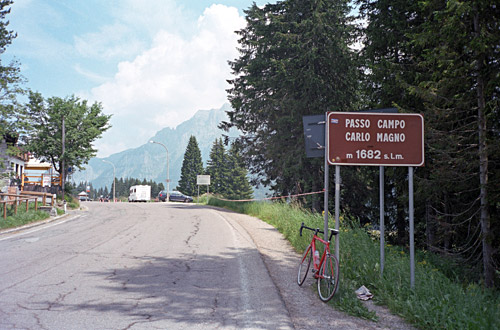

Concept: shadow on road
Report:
left=66, top=249, right=293, bottom=328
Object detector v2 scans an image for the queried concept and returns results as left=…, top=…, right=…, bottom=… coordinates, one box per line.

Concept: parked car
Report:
left=158, top=190, right=193, bottom=203
left=157, top=190, right=168, bottom=202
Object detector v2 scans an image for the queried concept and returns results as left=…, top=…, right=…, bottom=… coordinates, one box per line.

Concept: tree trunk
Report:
left=396, top=198, right=406, bottom=245
left=443, top=195, right=451, bottom=252
left=425, top=199, right=436, bottom=250
left=474, top=11, right=494, bottom=288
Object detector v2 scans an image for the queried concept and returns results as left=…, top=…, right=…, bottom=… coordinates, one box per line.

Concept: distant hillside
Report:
left=72, top=103, right=240, bottom=191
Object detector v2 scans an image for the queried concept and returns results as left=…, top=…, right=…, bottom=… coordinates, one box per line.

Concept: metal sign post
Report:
left=409, top=167, right=415, bottom=288
left=335, top=165, right=340, bottom=262
left=323, top=113, right=329, bottom=243
left=380, top=166, right=385, bottom=276
left=304, top=109, right=423, bottom=290
left=326, top=111, right=424, bottom=289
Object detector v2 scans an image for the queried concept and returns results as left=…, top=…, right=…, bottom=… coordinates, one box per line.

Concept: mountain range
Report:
left=72, top=103, right=241, bottom=191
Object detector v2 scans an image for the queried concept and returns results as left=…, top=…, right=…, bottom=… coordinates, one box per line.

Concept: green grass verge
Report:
left=0, top=202, right=50, bottom=229
left=207, top=198, right=500, bottom=329
left=0, top=192, right=80, bottom=231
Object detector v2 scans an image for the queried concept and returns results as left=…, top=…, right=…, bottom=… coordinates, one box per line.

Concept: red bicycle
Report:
left=297, top=222, right=339, bottom=302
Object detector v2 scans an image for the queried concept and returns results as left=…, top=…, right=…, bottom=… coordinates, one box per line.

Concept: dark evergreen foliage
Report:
left=224, top=143, right=253, bottom=200
left=206, top=138, right=226, bottom=195
left=206, top=139, right=253, bottom=200
left=357, top=0, right=500, bottom=286
left=223, top=0, right=359, bottom=210
left=223, top=0, right=499, bottom=286
left=177, top=136, right=203, bottom=196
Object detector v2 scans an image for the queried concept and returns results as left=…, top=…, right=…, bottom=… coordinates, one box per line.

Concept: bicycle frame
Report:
left=310, top=232, right=331, bottom=278
left=297, top=222, right=339, bottom=302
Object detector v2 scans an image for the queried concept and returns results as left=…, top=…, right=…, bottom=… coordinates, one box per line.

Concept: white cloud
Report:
left=74, top=23, right=146, bottom=60
left=90, top=4, right=245, bottom=157
left=74, top=64, right=110, bottom=83
left=112, top=0, right=188, bottom=36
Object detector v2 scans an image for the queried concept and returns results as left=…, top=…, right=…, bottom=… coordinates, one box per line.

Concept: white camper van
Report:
left=128, top=185, right=151, bottom=202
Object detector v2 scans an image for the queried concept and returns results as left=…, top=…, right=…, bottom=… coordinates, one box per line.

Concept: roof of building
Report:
left=25, top=158, right=52, bottom=171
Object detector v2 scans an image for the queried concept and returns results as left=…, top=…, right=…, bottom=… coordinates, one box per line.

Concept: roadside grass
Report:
left=0, top=202, right=50, bottom=230
left=207, top=198, right=500, bottom=329
left=0, top=194, right=79, bottom=230
left=194, top=194, right=210, bottom=205
left=59, top=194, right=80, bottom=210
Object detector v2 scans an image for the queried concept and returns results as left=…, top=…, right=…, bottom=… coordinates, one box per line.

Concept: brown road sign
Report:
left=327, top=112, right=424, bottom=166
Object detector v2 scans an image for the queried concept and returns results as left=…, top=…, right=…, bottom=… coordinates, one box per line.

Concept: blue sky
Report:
left=4, top=0, right=268, bottom=157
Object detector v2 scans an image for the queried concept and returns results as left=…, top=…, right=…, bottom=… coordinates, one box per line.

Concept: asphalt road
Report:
left=0, top=202, right=294, bottom=330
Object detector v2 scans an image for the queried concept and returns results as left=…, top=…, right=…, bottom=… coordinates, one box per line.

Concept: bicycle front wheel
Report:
left=317, top=253, right=339, bottom=302
left=297, top=245, right=312, bottom=286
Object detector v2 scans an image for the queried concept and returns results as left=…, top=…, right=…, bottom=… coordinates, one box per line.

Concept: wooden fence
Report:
left=0, top=191, right=55, bottom=219
left=22, top=174, right=62, bottom=188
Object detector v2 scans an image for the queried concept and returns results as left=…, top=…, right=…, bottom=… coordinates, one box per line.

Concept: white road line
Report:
left=0, top=215, right=83, bottom=242
left=210, top=210, right=252, bottom=327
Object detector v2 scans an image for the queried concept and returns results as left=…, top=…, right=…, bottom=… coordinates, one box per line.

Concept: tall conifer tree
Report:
left=359, top=0, right=500, bottom=286
left=356, top=0, right=426, bottom=244
left=224, top=0, right=358, bottom=209
left=206, top=138, right=226, bottom=195
left=225, top=143, right=253, bottom=200
left=409, top=0, right=500, bottom=287
left=177, top=136, right=203, bottom=196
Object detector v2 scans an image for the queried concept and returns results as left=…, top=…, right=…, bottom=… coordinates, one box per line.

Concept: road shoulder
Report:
left=212, top=206, right=416, bottom=330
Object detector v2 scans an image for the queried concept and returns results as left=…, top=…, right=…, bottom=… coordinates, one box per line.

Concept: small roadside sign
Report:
left=302, top=114, right=325, bottom=158
left=42, top=175, right=51, bottom=187
left=197, top=175, right=210, bottom=185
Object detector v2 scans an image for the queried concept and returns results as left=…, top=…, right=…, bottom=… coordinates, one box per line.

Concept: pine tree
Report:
left=225, top=143, right=253, bottom=200
left=206, top=138, right=226, bottom=195
left=223, top=0, right=358, bottom=209
left=408, top=0, right=500, bottom=287
left=177, top=136, right=203, bottom=196
left=359, top=0, right=500, bottom=287
left=356, top=0, right=427, bottom=243
left=116, top=178, right=124, bottom=197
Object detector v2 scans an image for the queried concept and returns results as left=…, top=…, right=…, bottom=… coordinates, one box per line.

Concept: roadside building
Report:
left=0, top=134, right=30, bottom=191
left=78, top=191, right=89, bottom=201
left=1, top=133, right=62, bottom=194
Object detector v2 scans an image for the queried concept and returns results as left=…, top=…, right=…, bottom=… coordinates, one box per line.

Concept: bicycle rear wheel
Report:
left=317, top=253, right=339, bottom=302
left=297, top=245, right=312, bottom=286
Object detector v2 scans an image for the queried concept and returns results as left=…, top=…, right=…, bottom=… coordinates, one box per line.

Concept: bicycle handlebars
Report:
left=299, top=222, right=339, bottom=241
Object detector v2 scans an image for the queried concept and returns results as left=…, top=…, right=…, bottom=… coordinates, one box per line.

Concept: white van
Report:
left=128, top=185, right=151, bottom=202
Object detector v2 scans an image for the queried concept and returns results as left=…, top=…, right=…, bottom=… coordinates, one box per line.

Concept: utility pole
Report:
left=61, top=115, right=65, bottom=200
